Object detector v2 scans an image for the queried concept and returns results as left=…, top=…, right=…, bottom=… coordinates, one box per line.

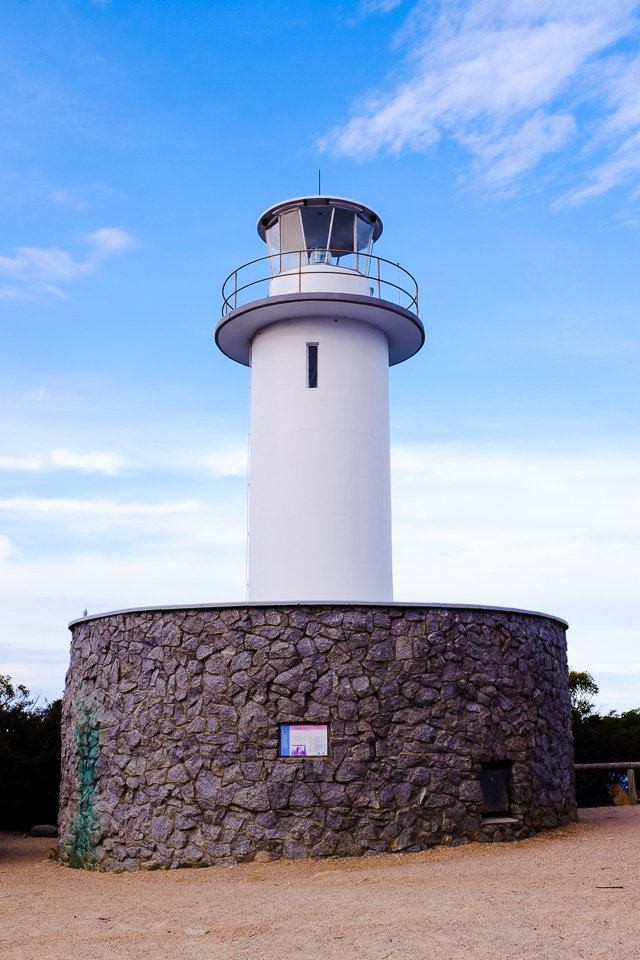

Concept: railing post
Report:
left=377, top=257, right=381, bottom=299
left=234, top=270, right=238, bottom=310
left=627, top=768, right=638, bottom=804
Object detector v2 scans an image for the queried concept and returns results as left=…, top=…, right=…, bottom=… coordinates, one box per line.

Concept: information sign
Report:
left=279, top=723, right=328, bottom=757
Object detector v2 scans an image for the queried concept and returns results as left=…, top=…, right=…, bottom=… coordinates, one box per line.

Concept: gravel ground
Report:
left=2, top=807, right=637, bottom=960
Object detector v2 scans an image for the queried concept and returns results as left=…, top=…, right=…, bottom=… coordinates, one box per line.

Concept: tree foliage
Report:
left=568, top=669, right=599, bottom=721
left=570, top=669, right=640, bottom=807
left=0, top=675, right=62, bottom=829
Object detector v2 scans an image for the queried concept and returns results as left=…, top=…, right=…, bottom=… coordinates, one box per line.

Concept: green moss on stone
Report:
left=67, top=705, right=99, bottom=868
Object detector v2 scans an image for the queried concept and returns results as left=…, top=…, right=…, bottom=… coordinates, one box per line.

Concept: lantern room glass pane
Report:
left=301, top=208, right=332, bottom=263
left=279, top=210, right=306, bottom=271
left=355, top=215, right=374, bottom=274
left=328, top=208, right=356, bottom=266
left=265, top=222, right=280, bottom=275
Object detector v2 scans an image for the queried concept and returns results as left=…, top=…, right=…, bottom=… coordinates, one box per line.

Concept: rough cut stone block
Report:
left=59, top=603, right=575, bottom=871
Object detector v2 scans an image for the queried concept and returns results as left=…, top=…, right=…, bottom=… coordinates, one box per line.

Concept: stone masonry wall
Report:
left=59, top=604, right=576, bottom=871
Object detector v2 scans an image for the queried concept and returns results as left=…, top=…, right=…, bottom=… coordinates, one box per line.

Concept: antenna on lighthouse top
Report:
left=318, top=169, right=321, bottom=195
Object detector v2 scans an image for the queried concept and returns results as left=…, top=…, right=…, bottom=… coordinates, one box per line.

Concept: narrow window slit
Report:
left=307, top=343, right=318, bottom=388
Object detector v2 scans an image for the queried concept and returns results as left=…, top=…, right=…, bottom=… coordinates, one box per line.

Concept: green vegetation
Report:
left=570, top=669, right=640, bottom=806
left=0, top=675, right=62, bottom=829
left=568, top=670, right=600, bottom=721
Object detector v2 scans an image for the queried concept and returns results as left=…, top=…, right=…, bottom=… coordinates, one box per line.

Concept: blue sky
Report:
left=1, top=0, right=639, bottom=711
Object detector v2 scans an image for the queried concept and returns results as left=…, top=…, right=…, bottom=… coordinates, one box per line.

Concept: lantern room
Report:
left=258, top=195, right=383, bottom=274
left=216, top=194, right=422, bottom=366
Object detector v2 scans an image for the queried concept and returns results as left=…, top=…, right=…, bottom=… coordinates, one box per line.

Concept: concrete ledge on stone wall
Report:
left=68, top=600, right=569, bottom=629
left=481, top=816, right=523, bottom=825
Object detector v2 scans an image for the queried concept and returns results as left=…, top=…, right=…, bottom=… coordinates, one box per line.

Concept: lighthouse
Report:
left=60, top=194, right=576, bottom=872
left=216, top=195, right=424, bottom=603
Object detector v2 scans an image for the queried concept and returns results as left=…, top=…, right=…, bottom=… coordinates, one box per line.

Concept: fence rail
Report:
left=574, top=763, right=638, bottom=804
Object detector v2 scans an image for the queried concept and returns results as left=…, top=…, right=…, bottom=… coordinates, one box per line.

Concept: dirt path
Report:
left=2, top=807, right=638, bottom=960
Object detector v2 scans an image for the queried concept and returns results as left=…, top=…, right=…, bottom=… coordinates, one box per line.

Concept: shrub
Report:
left=0, top=675, right=62, bottom=829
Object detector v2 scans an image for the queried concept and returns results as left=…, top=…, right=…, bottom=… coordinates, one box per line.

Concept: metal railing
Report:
left=221, top=250, right=419, bottom=316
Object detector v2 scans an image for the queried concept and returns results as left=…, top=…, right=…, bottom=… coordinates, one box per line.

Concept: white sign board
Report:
left=279, top=723, right=328, bottom=757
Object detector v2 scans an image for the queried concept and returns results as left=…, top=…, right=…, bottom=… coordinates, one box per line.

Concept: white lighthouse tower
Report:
left=216, top=195, right=423, bottom=603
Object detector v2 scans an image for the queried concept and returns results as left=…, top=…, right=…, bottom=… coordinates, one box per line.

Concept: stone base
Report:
left=59, top=603, right=576, bottom=871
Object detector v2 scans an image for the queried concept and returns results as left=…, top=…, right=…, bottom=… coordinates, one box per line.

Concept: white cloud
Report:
left=201, top=444, right=247, bottom=477
left=0, top=546, right=246, bottom=701
left=0, top=443, right=247, bottom=477
left=463, top=110, right=577, bottom=187
left=0, top=448, right=127, bottom=475
left=0, top=284, right=35, bottom=299
left=558, top=53, right=640, bottom=205
left=0, top=455, right=43, bottom=471
left=0, top=496, right=200, bottom=516
left=391, top=442, right=640, bottom=534
left=0, top=439, right=637, bottom=705
left=559, top=129, right=640, bottom=206
left=86, top=227, right=136, bottom=257
left=50, top=189, right=88, bottom=210
left=0, top=226, right=136, bottom=298
left=0, top=535, right=12, bottom=561
left=390, top=441, right=640, bottom=674
left=0, top=549, right=244, bottom=609
left=49, top=448, right=126, bottom=475
left=359, top=0, right=405, bottom=14
left=49, top=184, right=125, bottom=209
left=322, top=0, right=640, bottom=201
left=0, top=492, right=245, bottom=549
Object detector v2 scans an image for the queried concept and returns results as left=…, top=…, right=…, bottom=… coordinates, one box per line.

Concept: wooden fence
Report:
left=574, top=763, right=639, bottom=804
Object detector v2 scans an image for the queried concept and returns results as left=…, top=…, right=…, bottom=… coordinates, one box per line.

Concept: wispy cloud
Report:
left=0, top=455, right=43, bottom=471
left=0, top=535, right=12, bottom=561
left=49, top=448, right=126, bottom=475
left=1, top=441, right=638, bottom=702
left=49, top=183, right=126, bottom=210
left=391, top=441, right=640, bottom=610
left=0, top=449, right=126, bottom=475
left=359, top=0, right=405, bottom=14
left=390, top=440, right=640, bottom=676
left=0, top=227, right=136, bottom=298
left=0, top=497, right=200, bottom=516
left=322, top=0, right=640, bottom=202
left=0, top=443, right=250, bottom=479
left=391, top=442, right=640, bottom=539
left=49, top=189, right=88, bottom=211
left=0, top=544, right=246, bottom=701
left=201, top=445, right=247, bottom=477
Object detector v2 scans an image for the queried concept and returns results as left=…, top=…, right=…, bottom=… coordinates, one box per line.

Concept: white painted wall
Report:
left=269, top=264, right=372, bottom=298
left=248, top=315, right=392, bottom=602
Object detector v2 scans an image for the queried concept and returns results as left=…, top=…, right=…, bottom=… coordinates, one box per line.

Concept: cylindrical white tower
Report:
left=216, top=196, right=423, bottom=602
